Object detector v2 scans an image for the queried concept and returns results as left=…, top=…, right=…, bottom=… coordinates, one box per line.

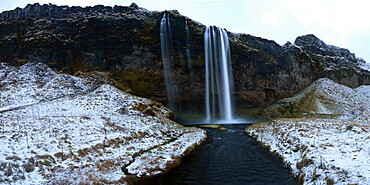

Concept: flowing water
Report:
left=185, top=19, right=196, bottom=95
left=204, top=26, right=236, bottom=123
left=160, top=12, right=176, bottom=111
left=150, top=124, right=297, bottom=185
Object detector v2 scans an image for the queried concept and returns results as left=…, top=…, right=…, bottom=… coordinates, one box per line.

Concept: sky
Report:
left=1, top=0, right=369, bottom=63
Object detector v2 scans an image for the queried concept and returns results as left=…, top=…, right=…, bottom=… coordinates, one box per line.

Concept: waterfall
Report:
left=185, top=19, right=195, bottom=95
left=204, top=26, right=235, bottom=123
left=160, top=12, right=176, bottom=110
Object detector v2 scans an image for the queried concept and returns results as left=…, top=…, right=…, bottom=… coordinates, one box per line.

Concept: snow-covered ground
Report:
left=246, top=118, right=369, bottom=184
left=0, top=62, right=206, bottom=184
left=247, top=78, right=370, bottom=184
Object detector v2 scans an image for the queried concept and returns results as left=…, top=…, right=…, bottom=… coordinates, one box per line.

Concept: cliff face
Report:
left=0, top=3, right=369, bottom=107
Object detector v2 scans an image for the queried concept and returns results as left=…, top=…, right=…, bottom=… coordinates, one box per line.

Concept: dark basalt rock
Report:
left=129, top=3, right=139, bottom=9
left=292, top=34, right=369, bottom=88
left=24, top=162, right=34, bottom=173
left=0, top=3, right=368, bottom=108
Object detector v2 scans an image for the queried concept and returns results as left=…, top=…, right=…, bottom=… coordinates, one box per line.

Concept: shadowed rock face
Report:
left=0, top=3, right=369, bottom=107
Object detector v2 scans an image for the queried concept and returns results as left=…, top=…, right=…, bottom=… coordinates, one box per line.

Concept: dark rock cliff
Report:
left=0, top=3, right=369, bottom=108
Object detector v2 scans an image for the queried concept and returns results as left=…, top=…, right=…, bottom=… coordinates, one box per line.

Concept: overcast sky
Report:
left=1, top=0, right=369, bottom=63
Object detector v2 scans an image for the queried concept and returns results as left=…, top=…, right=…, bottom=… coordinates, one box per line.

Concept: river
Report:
left=148, top=124, right=297, bottom=185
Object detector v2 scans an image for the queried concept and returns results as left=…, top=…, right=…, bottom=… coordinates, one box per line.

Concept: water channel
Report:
left=148, top=123, right=297, bottom=185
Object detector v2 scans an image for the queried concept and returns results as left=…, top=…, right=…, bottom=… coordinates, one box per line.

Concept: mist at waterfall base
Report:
left=173, top=100, right=262, bottom=124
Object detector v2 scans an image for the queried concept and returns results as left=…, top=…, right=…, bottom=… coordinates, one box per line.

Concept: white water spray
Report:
left=160, top=12, right=176, bottom=110
left=204, top=26, right=236, bottom=123
left=185, top=19, right=195, bottom=94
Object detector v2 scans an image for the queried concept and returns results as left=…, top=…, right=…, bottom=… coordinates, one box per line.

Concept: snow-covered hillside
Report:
left=263, top=78, right=370, bottom=118
left=247, top=78, right=370, bottom=184
left=0, top=62, right=87, bottom=111
left=0, top=62, right=206, bottom=184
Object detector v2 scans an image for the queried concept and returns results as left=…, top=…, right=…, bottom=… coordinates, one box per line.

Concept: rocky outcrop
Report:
left=0, top=3, right=369, bottom=109
left=230, top=33, right=369, bottom=106
left=293, top=34, right=369, bottom=87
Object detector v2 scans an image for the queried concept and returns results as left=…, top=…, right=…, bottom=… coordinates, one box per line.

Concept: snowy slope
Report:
left=0, top=62, right=87, bottom=112
left=263, top=78, right=370, bottom=118
left=0, top=62, right=206, bottom=184
left=358, top=62, right=370, bottom=72
left=247, top=78, right=370, bottom=184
